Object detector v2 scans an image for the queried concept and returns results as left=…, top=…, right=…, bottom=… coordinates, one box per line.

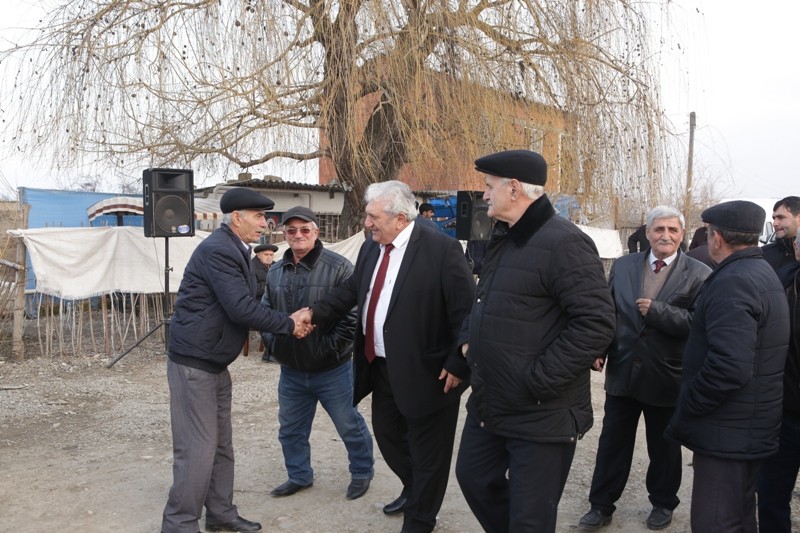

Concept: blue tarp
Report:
left=428, top=195, right=458, bottom=237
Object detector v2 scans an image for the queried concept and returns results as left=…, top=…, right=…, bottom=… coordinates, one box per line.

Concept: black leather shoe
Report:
left=382, top=495, right=407, bottom=515
left=646, top=507, right=673, bottom=530
left=270, top=480, right=312, bottom=497
left=346, top=478, right=371, bottom=500
left=578, top=509, right=612, bottom=530
left=205, top=515, right=262, bottom=532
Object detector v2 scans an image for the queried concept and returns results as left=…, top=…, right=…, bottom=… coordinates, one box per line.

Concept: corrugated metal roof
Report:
left=195, top=178, right=457, bottom=198
left=195, top=179, right=343, bottom=195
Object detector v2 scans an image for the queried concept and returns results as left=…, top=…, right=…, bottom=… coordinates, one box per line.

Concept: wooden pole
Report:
left=12, top=204, right=29, bottom=361
left=684, top=111, right=696, bottom=239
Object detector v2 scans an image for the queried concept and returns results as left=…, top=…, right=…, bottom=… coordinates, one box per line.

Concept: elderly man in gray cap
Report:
left=455, top=149, right=616, bottom=532
left=666, top=200, right=790, bottom=532
left=162, top=188, right=311, bottom=533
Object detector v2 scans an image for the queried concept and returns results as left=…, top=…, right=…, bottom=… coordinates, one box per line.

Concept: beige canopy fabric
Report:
left=9, top=226, right=210, bottom=299
left=8, top=226, right=367, bottom=299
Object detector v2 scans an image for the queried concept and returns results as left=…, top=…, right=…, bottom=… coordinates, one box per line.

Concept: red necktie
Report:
left=654, top=259, right=666, bottom=273
left=364, top=244, right=394, bottom=363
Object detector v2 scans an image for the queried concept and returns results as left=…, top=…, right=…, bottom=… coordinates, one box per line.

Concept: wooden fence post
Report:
left=12, top=205, right=29, bottom=361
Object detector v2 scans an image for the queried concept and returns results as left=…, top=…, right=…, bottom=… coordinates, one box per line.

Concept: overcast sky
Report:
left=661, top=0, right=798, bottom=201
left=1, top=0, right=797, bottom=202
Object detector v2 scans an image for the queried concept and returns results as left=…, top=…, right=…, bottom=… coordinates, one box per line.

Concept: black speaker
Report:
left=143, top=168, right=195, bottom=238
left=456, top=191, right=492, bottom=241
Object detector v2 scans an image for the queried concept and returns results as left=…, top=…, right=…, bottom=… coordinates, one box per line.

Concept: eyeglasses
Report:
left=285, top=227, right=314, bottom=236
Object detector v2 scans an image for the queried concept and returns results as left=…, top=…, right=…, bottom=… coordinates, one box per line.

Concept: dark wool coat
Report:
left=169, top=224, right=294, bottom=373
left=667, top=247, right=790, bottom=459
left=251, top=256, right=269, bottom=299
left=604, top=251, right=711, bottom=406
left=459, top=195, right=616, bottom=443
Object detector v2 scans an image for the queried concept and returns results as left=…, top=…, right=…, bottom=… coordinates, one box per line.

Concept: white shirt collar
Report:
left=648, top=250, right=678, bottom=266
left=387, top=221, right=415, bottom=251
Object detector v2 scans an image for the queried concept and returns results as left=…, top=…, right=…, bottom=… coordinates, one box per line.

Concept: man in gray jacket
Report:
left=579, top=206, right=711, bottom=531
left=261, top=206, right=374, bottom=501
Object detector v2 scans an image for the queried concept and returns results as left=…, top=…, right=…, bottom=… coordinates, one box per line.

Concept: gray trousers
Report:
left=161, top=360, right=238, bottom=533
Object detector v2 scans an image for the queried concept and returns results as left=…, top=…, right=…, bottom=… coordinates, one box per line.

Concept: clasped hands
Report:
left=290, top=307, right=315, bottom=338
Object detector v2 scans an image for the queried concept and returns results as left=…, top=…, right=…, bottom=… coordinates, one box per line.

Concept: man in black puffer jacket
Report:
left=261, top=206, right=374, bottom=502
left=666, top=200, right=790, bottom=532
left=455, top=150, right=616, bottom=533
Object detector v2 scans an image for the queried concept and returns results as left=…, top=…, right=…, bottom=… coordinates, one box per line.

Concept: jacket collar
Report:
left=279, top=238, right=324, bottom=270
left=495, top=194, right=556, bottom=247
left=708, top=246, right=763, bottom=278
left=220, top=223, right=252, bottom=263
left=777, top=237, right=795, bottom=255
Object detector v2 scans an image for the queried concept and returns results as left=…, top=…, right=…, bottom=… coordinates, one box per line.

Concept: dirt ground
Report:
left=0, top=336, right=796, bottom=533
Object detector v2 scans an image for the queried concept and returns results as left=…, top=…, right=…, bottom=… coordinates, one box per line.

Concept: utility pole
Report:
left=685, top=111, right=696, bottom=242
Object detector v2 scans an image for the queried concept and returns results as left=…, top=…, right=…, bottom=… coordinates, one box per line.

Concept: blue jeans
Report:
left=278, top=361, right=374, bottom=485
left=757, top=413, right=800, bottom=533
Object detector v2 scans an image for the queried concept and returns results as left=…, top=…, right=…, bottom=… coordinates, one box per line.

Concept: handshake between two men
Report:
left=290, top=307, right=315, bottom=338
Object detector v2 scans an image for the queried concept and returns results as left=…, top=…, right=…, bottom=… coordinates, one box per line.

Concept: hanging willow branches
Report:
left=1, top=0, right=679, bottom=232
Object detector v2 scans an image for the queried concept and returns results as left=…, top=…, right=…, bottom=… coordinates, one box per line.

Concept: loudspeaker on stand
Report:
left=143, top=168, right=195, bottom=238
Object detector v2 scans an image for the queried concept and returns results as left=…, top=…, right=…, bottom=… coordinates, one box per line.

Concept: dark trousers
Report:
left=370, top=358, right=460, bottom=533
left=757, top=413, right=800, bottom=533
left=588, top=393, right=682, bottom=514
left=456, top=410, right=576, bottom=533
left=162, top=360, right=238, bottom=533
left=691, top=452, right=760, bottom=533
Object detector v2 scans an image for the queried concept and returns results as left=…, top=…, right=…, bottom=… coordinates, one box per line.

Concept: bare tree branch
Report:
left=1, top=0, right=681, bottom=233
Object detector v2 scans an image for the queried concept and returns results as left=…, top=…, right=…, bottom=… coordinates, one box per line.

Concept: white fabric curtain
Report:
left=8, top=226, right=368, bottom=299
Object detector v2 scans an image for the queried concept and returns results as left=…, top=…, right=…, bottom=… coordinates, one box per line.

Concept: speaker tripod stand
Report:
left=107, top=237, right=173, bottom=368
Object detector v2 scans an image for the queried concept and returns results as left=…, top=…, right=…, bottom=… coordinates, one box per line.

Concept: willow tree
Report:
left=1, top=0, right=676, bottom=235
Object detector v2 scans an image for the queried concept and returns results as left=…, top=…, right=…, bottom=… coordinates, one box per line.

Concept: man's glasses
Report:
left=285, top=227, right=314, bottom=236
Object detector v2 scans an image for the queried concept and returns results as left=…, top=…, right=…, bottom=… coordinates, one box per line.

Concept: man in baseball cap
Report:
left=261, top=204, right=375, bottom=501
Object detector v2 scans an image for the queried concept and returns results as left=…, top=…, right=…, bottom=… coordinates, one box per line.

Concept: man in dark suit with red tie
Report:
left=297, top=180, right=475, bottom=533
